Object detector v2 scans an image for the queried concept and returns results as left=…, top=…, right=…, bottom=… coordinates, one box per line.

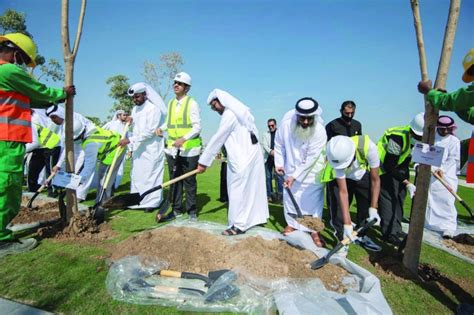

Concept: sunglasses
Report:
left=174, top=81, right=185, bottom=87
left=268, top=124, right=275, bottom=128
left=297, top=116, right=315, bottom=123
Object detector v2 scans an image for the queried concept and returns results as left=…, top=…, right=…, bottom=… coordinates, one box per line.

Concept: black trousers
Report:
left=165, top=154, right=199, bottom=215
left=27, top=147, right=60, bottom=194
left=220, top=161, right=228, bottom=202
left=327, top=172, right=371, bottom=241
left=378, top=174, right=406, bottom=239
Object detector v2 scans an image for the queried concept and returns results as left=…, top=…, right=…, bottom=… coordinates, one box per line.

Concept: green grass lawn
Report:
left=1, top=161, right=473, bottom=314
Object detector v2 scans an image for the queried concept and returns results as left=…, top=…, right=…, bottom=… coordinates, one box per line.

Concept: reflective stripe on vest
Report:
left=166, top=96, right=202, bottom=150
left=321, top=135, right=370, bottom=183
left=82, top=127, right=122, bottom=165
left=35, top=124, right=60, bottom=149
left=0, top=89, right=32, bottom=143
left=377, top=125, right=411, bottom=175
left=466, top=129, right=474, bottom=183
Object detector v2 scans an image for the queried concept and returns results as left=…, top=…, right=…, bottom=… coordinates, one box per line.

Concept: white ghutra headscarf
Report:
left=128, top=82, right=167, bottom=116
left=207, top=88, right=259, bottom=136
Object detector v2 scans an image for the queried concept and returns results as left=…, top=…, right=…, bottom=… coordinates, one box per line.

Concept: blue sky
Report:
left=2, top=0, right=473, bottom=142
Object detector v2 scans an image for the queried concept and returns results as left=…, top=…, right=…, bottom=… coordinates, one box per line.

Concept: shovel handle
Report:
left=140, top=169, right=200, bottom=200
left=432, top=171, right=474, bottom=218
left=37, top=172, right=57, bottom=193
left=278, top=174, right=303, bottom=218
left=100, top=122, right=130, bottom=197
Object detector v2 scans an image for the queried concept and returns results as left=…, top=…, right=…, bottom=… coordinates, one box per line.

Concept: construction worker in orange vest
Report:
left=418, top=48, right=474, bottom=183
left=0, top=33, right=75, bottom=258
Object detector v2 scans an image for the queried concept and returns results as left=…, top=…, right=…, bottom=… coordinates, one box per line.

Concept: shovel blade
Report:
left=208, top=269, right=231, bottom=281
left=310, top=257, right=329, bottom=270
left=101, top=193, right=141, bottom=210
left=205, top=283, right=240, bottom=303
left=26, top=192, right=40, bottom=208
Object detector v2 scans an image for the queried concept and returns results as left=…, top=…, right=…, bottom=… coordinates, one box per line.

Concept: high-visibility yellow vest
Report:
left=166, top=96, right=202, bottom=150
left=377, top=125, right=411, bottom=175
left=34, top=123, right=60, bottom=149
left=321, top=135, right=370, bottom=183
left=82, top=127, right=122, bottom=165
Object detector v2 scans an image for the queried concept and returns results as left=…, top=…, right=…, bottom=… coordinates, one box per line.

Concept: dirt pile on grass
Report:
left=296, top=216, right=325, bottom=231
left=18, top=195, right=116, bottom=243
left=443, top=234, right=474, bottom=260
left=110, top=226, right=348, bottom=293
left=14, top=196, right=60, bottom=224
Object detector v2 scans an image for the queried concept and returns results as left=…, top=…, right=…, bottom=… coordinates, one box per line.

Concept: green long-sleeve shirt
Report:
left=0, top=62, right=66, bottom=107
left=426, top=83, right=474, bottom=124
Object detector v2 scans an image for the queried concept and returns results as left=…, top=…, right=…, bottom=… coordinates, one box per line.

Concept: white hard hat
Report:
left=409, top=112, right=425, bottom=136
left=174, top=72, right=192, bottom=86
left=326, top=136, right=356, bottom=170
left=73, top=119, right=85, bottom=141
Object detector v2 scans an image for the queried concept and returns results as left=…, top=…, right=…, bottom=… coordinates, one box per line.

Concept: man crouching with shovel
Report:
left=197, top=89, right=269, bottom=236
left=274, top=97, right=327, bottom=247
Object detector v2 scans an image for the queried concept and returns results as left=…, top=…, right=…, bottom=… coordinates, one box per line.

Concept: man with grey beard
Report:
left=274, top=98, right=327, bottom=247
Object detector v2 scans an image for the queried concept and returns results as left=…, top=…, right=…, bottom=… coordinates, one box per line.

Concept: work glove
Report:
left=343, top=224, right=357, bottom=242
left=368, top=207, right=381, bottom=226
left=406, top=183, right=416, bottom=199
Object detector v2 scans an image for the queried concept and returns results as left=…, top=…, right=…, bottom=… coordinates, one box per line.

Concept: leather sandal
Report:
left=311, top=232, right=326, bottom=248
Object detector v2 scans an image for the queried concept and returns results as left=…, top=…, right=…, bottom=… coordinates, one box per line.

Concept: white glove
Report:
left=406, top=183, right=416, bottom=199
left=343, top=224, right=357, bottom=242
left=368, top=207, right=381, bottom=226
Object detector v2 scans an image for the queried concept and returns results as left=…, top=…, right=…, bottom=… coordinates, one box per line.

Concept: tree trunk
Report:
left=403, top=0, right=461, bottom=274
left=61, top=0, right=87, bottom=223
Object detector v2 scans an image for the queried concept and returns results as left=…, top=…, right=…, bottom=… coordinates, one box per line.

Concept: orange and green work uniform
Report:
left=426, top=84, right=474, bottom=182
left=0, top=60, right=66, bottom=241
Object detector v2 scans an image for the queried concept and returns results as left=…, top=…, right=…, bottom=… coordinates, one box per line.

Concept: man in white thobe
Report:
left=274, top=97, right=327, bottom=247
left=121, top=82, right=167, bottom=212
left=425, top=115, right=461, bottom=238
left=197, top=89, right=269, bottom=235
left=102, top=110, right=129, bottom=189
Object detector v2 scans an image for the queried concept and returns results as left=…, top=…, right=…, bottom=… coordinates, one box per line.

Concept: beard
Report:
left=293, top=122, right=316, bottom=141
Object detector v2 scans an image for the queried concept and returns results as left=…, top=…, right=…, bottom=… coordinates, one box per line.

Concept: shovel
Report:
left=27, top=172, right=56, bottom=208
left=432, top=171, right=474, bottom=221
left=102, top=169, right=200, bottom=210
left=91, top=122, right=130, bottom=213
left=124, top=277, right=239, bottom=303
left=310, top=218, right=377, bottom=270
left=277, top=174, right=303, bottom=218
left=152, top=268, right=234, bottom=287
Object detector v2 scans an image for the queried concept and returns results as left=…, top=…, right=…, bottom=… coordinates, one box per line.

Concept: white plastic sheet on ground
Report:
left=106, top=220, right=392, bottom=314
left=402, top=222, right=474, bottom=264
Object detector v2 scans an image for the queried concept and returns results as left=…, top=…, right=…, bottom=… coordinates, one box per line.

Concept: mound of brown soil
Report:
left=110, top=226, right=349, bottom=293
left=14, top=196, right=61, bottom=224
left=296, top=216, right=325, bottom=231
left=443, top=237, right=474, bottom=260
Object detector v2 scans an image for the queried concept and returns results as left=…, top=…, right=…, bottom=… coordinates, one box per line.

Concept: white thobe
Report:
left=102, top=120, right=128, bottom=189
left=425, top=134, right=460, bottom=234
left=199, top=109, right=269, bottom=231
left=129, top=100, right=164, bottom=208
left=274, top=111, right=327, bottom=232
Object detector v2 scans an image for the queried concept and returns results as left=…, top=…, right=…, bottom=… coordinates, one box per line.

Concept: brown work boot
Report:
left=282, top=225, right=296, bottom=236
left=311, top=232, right=326, bottom=248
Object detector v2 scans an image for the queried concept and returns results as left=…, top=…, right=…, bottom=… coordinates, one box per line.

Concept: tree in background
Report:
left=86, top=116, right=102, bottom=127
left=142, top=52, right=184, bottom=101
left=0, top=9, right=64, bottom=82
left=106, top=74, right=134, bottom=115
